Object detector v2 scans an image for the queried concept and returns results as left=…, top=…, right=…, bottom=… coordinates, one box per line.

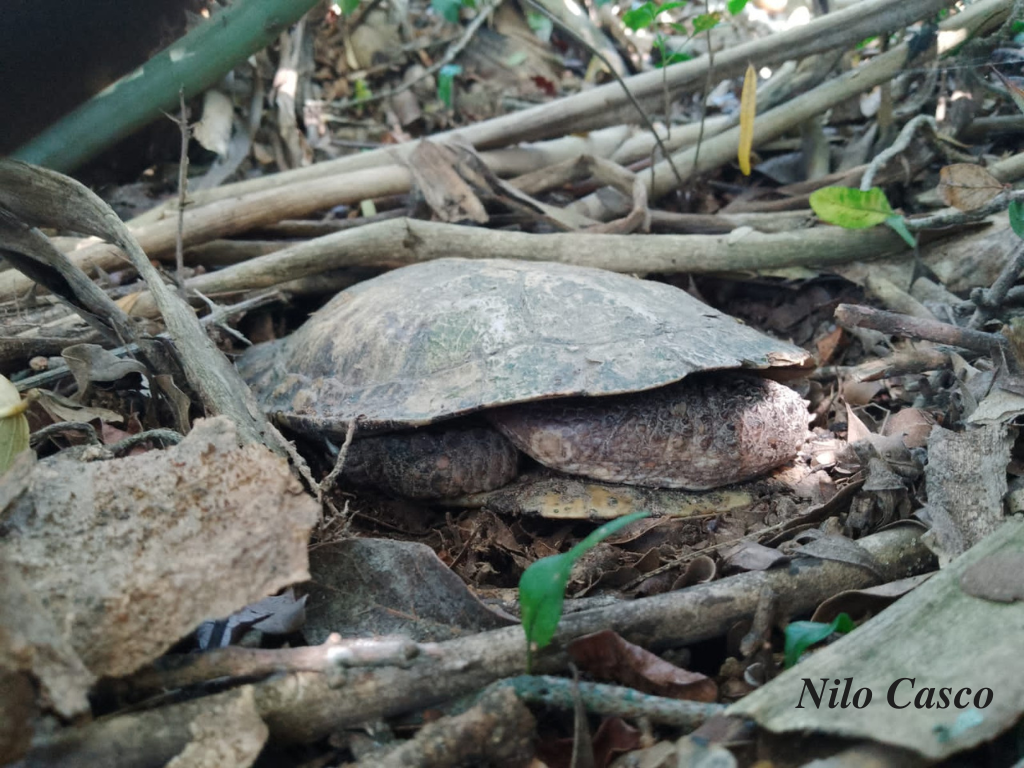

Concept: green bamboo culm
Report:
left=12, top=0, right=322, bottom=173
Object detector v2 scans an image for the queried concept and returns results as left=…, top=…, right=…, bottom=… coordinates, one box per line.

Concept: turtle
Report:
left=237, top=258, right=815, bottom=499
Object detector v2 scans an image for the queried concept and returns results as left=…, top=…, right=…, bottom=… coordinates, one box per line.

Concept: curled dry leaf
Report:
left=62, top=343, right=148, bottom=394
left=0, top=417, right=319, bottom=678
left=568, top=629, right=718, bottom=702
left=936, top=163, right=1004, bottom=212
left=882, top=407, right=935, bottom=449
left=30, top=388, right=124, bottom=425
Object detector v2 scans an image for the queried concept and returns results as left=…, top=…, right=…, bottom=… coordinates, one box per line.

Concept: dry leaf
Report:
left=0, top=374, right=29, bottom=474
left=192, top=89, right=235, bottom=158
left=738, top=63, right=757, bottom=176
left=568, top=629, right=718, bottom=702
left=937, top=163, right=1003, bottom=212
left=0, top=417, right=318, bottom=678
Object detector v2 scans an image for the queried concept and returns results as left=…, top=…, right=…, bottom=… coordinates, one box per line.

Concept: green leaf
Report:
left=692, top=12, right=720, bottom=33
left=809, top=186, right=895, bottom=229
left=885, top=215, right=917, bottom=248
left=784, top=613, right=855, bottom=668
left=353, top=79, right=372, bottom=102
left=437, top=63, right=462, bottom=108
left=623, top=3, right=656, bottom=30
left=526, top=11, right=553, bottom=41
left=658, top=51, right=692, bottom=67
left=1010, top=200, right=1024, bottom=239
left=432, top=0, right=463, bottom=23
left=340, top=0, right=360, bottom=15
left=519, top=511, right=649, bottom=670
left=0, top=375, right=29, bottom=475
left=727, top=0, right=748, bottom=14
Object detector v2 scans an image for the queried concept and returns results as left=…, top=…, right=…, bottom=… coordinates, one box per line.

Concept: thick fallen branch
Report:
left=123, top=217, right=909, bottom=317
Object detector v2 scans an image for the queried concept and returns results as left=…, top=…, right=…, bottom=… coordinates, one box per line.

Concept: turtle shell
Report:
left=237, top=258, right=813, bottom=435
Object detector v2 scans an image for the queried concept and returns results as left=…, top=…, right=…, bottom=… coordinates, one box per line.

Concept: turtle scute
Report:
left=488, top=374, right=809, bottom=490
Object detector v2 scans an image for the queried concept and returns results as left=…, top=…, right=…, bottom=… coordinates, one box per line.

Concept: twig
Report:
left=690, top=2, right=716, bottom=183
left=108, top=428, right=184, bottom=456
left=835, top=303, right=1008, bottom=355
left=860, top=114, right=939, bottom=191
left=523, top=0, right=687, bottom=193
left=29, top=421, right=100, bottom=448
left=174, top=88, right=190, bottom=294
left=119, top=216, right=909, bottom=318
left=494, top=675, right=724, bottom=729
left=969, top=241, right=1024, bottom=329
left=112, top=634, right=423, bottom=700
left=904, top=187, right=1024, bottom=230
left=319, top=418, right=357, bottom=499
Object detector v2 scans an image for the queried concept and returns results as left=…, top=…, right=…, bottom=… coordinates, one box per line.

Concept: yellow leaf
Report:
left=0, top=374, right=29, bottom=475
left=738, top=63, right=757, bottom=176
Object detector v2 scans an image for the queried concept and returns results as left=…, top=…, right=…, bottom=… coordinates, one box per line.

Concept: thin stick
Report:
left=969, top=242, right=1024, bottom=329
left=690, top=2, right=716, bottom=180
left=835, top=303, right=1008, bottom=354
left=319, top=418, right=357, bottom=499
left=174, top=88, right=190, bottom=294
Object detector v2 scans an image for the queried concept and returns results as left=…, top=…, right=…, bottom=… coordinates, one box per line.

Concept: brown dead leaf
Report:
left=0, top=417, right=318, bottom=678
left=937, top=163, right=1004, bottom=212
left=30, top=387, right=124, bottom=425
left=815, top=325, right=846, bottom=364
left=536, top=716, right=640, bottom=768
left=568, top=629, right=718, bottom=702
left=670, top=555, right=717, bottom=589
left=882, top=407, right=935, bottom=448
left=811, top=573, right=933, bottom=623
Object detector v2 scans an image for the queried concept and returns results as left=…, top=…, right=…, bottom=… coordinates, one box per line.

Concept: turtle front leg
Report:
left=343, top=427, right=519, bottom=499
